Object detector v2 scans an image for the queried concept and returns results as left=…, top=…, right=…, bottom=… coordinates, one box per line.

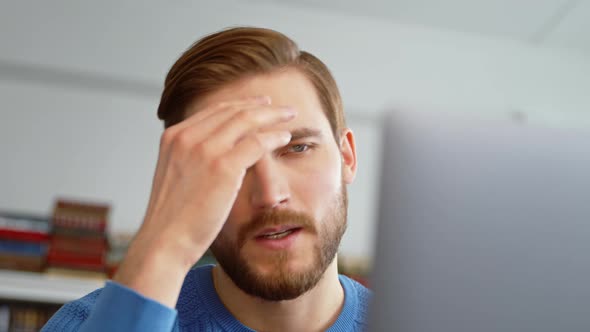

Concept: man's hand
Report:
left=113, top=96, right=295, bottom=307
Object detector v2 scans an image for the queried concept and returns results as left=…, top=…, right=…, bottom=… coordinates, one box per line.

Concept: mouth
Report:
left=257, top=227, right=301, bottom=239
left=254, top=226, right=304, bottom=249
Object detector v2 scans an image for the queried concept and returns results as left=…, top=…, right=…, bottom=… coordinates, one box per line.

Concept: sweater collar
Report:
left=181, top=264, right=359, bottom=331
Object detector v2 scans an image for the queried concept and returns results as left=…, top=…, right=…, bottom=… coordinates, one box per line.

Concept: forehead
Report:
left=190, top=68, right=332, bottom=134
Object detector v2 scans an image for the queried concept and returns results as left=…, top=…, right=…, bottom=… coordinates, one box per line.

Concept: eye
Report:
left=289, top=144, right=309, bottom=153
left=280, top=143, right=315, bottom=157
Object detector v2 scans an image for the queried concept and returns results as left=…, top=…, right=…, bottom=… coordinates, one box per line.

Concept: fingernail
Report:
left=279, top=131, right=292, bottom=143
left=281, top=106, right=297, bottom=117
left=255, top=96, right=271, bottom=104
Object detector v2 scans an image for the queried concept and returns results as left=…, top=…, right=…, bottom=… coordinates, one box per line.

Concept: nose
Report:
left=246, top=155, right=290, bottom=210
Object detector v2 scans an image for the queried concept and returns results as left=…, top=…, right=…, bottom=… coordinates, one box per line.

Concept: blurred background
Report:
left=0, top=0, right=589, bottom=330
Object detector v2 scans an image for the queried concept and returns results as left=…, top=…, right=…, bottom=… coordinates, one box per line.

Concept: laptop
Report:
left=368, top=109, right=590, bottom=331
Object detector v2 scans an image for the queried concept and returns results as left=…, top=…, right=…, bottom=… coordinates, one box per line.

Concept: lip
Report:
left=255, top=225, right=302, bottom=237
left=254, top=228, right=303, bottom=250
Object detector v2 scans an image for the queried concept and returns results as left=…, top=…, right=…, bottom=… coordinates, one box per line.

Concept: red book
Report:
left=47, top=247, right=105, bottom=270
left=50, top=235, right=107, bottom=255
left=0, top=228, right=50, bottom=242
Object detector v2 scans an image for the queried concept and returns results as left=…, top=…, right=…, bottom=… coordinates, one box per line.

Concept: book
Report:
left=46, top=248, right=105, bottom=271
left=52, top=199, right=109, bottom=232
left=0, top=212, right=50, bottom=233
left=0, top=229, right=50, bottom=243
left=52, top=226, right=107, bottom=239
left=44, top=267, right=107, bottom=281
left=0, top=303, right=59, bottom=332
left=0, top=305, right=8, bottom=332
left=0, top=212, right=50, bottom=274
left=0, top=252, right=45, bottom=272
left=0, top=240, right=48, bottom=257
left=50, top=234, right=107, bottom=256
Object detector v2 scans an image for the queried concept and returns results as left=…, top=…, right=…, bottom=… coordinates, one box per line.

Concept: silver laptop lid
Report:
left=369, top=109, right=590, bottom=332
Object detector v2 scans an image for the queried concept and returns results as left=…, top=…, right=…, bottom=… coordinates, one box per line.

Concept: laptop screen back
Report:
left=368, top=110, right=590, bottom=332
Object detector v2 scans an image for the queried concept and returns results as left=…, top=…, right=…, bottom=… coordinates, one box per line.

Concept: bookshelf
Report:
left=0, top=270, right=104, bottom=304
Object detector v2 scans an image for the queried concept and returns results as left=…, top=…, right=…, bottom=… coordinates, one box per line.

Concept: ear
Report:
left=339, top=128, right=357, bottom=184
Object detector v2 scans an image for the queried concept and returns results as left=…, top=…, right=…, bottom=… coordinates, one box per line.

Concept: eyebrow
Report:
left=289, top=128, right=323, bottom=142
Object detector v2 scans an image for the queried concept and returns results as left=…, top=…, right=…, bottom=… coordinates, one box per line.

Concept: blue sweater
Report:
left=42, top=265, right=371, bottom=331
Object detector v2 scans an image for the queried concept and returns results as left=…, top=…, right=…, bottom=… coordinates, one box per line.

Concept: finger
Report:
left=207, top=106, right=297, bottom=153
left=182, top=103, right=295, bottom=147
left=159, top=96, right=271, bottom=157
left=172, top=95, right=271, bottom=132
left=226, top=131, right=292, bottom=170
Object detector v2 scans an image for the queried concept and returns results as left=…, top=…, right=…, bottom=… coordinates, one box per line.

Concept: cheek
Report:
left=295, top=168, right=339, bottom=198
left=291, top=153, right=342, bottom=210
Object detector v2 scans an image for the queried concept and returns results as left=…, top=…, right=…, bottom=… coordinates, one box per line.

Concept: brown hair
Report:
left=157, top=26, right=346, bottom=140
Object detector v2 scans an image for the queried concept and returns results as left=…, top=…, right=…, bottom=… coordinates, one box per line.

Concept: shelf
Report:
left=0, top=270, right=104, bottom=304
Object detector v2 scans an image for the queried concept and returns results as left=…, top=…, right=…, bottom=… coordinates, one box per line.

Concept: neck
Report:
left=212, top=258, right=344, bottom=332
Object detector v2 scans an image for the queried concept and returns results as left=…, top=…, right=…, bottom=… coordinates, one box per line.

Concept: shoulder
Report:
left=176, top=265, right=217, bottom=328
left=177, top=264, right=214, bottom=309
left=42, top=288, right=103, bottom=331
left=339, top=274, right=373, bottom=329
left=348, top=277, right=373, bottom=306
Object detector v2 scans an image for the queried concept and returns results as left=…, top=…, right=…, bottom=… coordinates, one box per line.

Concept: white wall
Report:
left=1, top=0, right=589, bottom=259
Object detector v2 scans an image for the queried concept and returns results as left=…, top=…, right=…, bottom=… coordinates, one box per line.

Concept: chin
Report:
left=248, top=251, right=316, bottom=276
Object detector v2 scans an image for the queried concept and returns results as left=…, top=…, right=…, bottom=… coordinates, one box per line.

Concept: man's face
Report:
left=192, top=68, right=356, bottom=301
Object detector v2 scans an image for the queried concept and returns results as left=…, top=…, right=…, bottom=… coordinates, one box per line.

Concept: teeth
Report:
left=263, top=230, right=293, bottom=239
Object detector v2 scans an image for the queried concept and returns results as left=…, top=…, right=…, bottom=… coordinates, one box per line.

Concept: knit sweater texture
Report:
left=42, top=264, right=371, bottom=331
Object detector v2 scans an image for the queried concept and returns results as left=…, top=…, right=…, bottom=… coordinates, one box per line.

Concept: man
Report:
left=42, top=26, right=371, bottom=332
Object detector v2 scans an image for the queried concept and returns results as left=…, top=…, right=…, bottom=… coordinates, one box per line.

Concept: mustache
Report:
left=237, top=209, right=317, bottom=248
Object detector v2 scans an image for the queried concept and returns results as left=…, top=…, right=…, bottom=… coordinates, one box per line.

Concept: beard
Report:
left=210, top=184, right=348, bottom=302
